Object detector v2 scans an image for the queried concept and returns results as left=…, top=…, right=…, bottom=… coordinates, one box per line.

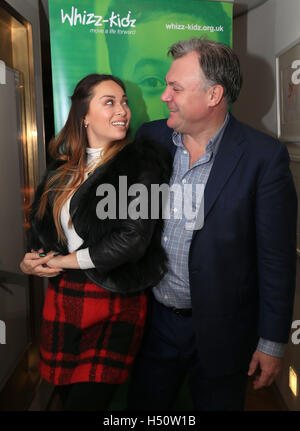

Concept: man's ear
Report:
left=207, top=85, right=224, bottom=107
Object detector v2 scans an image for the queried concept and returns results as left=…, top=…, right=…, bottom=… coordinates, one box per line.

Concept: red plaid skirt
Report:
left=39, top=270, right=148, bottom=386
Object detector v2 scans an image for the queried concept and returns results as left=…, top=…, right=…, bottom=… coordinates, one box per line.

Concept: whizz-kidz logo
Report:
left=61, top=7, right=136, bottom=28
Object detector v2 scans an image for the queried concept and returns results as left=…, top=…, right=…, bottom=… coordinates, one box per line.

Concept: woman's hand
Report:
left=20, top=249, right=64, bottom=278
left=47, top=251, right=80, bottom=269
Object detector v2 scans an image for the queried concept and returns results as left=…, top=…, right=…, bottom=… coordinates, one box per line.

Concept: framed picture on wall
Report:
left=276, top=39, right=300, bottom=142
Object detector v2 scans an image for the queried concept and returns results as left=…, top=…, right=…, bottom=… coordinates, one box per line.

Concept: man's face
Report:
left=160, top=51, right=211, bottom=135
left=107, top=13, right=225, bottom=133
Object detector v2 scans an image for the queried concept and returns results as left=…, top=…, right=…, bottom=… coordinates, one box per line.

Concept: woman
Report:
left=20, top=74, right=171, bottom=410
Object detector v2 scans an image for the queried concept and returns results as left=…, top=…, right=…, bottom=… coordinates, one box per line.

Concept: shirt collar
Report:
left=172, top=112, right=230, bottom=157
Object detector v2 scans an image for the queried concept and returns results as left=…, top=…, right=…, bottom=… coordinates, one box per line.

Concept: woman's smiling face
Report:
left=84, top=80, right=131, bottom=149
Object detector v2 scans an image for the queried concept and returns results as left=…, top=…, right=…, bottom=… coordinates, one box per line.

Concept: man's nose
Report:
left=161, top=86, right=171, bottom=102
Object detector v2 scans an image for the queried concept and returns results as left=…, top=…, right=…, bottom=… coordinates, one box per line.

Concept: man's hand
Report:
left=248, top=349, right=282, bottom=390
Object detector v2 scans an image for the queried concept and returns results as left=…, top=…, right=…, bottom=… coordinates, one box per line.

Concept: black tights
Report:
left=56, top=382, right=118, bottom=411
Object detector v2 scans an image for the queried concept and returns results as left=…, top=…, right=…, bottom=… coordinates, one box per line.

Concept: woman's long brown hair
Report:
left=37, top=74, right=129, bottom=244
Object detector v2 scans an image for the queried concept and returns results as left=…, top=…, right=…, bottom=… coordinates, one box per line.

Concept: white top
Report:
left=60, top=147, right=104, bottom=269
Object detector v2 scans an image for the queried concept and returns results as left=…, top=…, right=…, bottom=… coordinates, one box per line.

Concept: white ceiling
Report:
left=208, top=0, right=269, bottom=17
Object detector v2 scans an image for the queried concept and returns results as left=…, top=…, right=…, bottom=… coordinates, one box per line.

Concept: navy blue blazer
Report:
left=136, top=113, right=297, bottom=376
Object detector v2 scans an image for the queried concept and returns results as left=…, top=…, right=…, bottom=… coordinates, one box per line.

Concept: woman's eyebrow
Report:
left=100, top=94, right=127, bottom=99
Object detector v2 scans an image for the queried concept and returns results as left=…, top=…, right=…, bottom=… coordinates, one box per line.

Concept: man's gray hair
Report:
left=168, top=38, right=242, bottom=105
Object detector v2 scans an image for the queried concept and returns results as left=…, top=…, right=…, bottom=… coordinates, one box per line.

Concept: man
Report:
left=105, top=0, right=231, bottom=133
left=128, top=38, right=297, bottom=411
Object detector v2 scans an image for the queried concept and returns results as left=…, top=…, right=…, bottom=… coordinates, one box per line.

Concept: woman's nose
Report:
left=116, top=104, right=127, bottom=116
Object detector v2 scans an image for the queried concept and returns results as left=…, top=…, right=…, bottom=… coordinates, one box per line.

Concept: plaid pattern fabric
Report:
left=39, top=270, right=148, bottom=386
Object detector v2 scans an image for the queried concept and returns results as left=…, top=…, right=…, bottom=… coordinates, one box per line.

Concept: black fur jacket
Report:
left=28, top=138, right=172, bottom=294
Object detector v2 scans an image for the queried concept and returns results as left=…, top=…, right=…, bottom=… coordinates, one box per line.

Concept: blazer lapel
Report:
left=167, top=134, right=176, bottom=159
left=159, top=124, right=176, bottom=159
left=202, top=115, right=245, bottom=220
left=163, top=116, right=245, bottom=235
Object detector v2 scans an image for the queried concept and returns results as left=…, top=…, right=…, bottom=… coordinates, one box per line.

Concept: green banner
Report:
left=48, top=0, right=232, bottom=135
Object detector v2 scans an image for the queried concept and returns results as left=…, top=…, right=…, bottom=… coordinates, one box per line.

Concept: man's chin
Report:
left=166, top=117, right=177, bottom=130
left=167, top=119, right=183, bottom=134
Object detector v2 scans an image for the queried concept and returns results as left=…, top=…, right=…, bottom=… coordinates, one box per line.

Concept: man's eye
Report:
left=139, top=77, right=164, bottom=89
left=106, top=100, right=113, bottom=105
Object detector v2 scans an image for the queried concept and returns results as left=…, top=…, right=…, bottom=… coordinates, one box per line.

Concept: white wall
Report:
left=233, top=0, right=300, bottom=411
left=233, top=0, right=300, bottom=137
left=5, top=0, right=46, bottom=178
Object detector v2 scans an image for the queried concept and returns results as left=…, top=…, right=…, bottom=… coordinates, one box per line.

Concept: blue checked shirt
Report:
left=154, top=113, right=285, bottom=358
